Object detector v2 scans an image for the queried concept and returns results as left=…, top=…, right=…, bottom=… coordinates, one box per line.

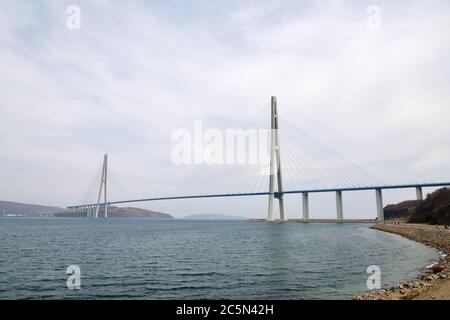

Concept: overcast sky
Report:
left=1, top=0, right=450, bottom=219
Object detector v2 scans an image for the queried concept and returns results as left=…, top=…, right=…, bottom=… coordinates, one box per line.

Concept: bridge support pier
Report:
left=302, top=192, right=309, bottom=221
left=416, top=187, right=423, bottom=201
left=376, top=189, right=384, bottom=221
left=268, top=195, right=274, bottom=221
left=336, top=191, right=343, bottom=221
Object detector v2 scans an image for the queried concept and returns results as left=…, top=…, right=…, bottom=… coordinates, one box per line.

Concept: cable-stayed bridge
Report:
left=67, top=97, right=450, bottom=221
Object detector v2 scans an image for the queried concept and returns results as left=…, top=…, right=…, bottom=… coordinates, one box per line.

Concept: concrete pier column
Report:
left=336, top=191, right=343, bottom=221
left=302, top=192, right=309, bottom=221
left=376, top=189, right=384, bottom=221
left=416, top=187, right=423, bottom=201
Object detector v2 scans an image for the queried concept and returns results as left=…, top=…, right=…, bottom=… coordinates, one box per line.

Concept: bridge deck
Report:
left=68, top=182, right=450, bottom=209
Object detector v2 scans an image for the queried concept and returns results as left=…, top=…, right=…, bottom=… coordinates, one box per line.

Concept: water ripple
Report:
left=0, top=218, right=439, bottom=299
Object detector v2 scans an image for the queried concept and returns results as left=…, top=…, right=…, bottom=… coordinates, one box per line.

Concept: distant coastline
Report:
left=181, top=214, right=246, bottom=220
left=0, top=200, right=64, bottom=217
left=55, top=206, right=173, bottom=219
left=0, top=200, right=173, bottom=219
left=248, top=218, right=377, bottom=223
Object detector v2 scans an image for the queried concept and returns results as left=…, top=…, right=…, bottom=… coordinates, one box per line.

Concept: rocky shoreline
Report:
left=354, top=223, right=450, bottom=300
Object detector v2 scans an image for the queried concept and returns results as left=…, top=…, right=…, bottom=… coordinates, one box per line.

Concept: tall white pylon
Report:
left=95, top=154, right=108, bottom=218
left=267, top=96, right=285, bottom=221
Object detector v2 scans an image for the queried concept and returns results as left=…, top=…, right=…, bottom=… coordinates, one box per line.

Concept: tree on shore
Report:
left=409, top=187, right=450, bottom=225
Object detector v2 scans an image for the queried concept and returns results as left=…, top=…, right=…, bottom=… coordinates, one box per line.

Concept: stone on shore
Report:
left=354, top=223, right=450, bottom=300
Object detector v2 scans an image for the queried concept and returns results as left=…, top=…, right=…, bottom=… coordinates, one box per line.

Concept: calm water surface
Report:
left=0, top=218, right=439, bottom=299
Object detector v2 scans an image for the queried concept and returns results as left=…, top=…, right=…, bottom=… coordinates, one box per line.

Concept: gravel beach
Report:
left=355, top=223, right=450, bottom=300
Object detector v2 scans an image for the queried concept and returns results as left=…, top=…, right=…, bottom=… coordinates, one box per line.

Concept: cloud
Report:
left=0, top=0, right=449, bottom=218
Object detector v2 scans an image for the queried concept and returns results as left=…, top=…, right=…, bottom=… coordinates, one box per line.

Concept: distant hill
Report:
left=384, top=200, right=420, bottom=220
left=54, top=206, right=173, bottom=219
left=409, top=187, right=450, bottom=225
left=0, top=200, right=173, bottom=219
left=381, top=187, right=450, bottom=225
left=182, top=214, right=246, bottom=220
left=0, top=201, right=65, bottom=217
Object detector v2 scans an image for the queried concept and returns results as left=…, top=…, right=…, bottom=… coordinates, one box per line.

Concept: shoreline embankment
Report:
left=355, top=223, right=450, bottom=300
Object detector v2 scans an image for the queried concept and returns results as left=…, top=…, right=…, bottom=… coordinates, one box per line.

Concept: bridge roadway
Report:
left=68, top=181, right=450, bottom=221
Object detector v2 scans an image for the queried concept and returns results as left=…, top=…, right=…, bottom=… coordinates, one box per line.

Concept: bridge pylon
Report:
left=95, top=154, right=108, bottom=218
left=267, top=96, right=286, bottom=221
